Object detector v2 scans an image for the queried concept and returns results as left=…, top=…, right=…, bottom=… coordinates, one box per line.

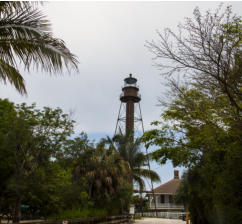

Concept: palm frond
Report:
left=0, top=2, right=37, bottom=15
left=0, top=4, right=49, bottom=36
left=0, top=2, right=79, bottom=94
left=133, top=175, right=145, bottom=192
left=0, top=58, right=26, bottom=94
left=133, top=168, right=160, bottom=182
left=133, top=152, right=146, bottom=167
left=107, top=134, right=160, bottom=191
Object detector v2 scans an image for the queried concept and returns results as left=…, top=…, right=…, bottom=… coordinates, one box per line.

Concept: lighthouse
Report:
left=115, top=74, right=143, bottom=138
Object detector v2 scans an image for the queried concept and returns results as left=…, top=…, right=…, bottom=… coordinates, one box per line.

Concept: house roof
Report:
left=153, top=178, right=181, bottom=194
left=151, top=170, right=181, bottom=195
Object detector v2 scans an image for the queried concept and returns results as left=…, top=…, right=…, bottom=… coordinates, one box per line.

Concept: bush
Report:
left=134, top=214, right=142, bottom=219
left=48, top=208, right=107, bottom=220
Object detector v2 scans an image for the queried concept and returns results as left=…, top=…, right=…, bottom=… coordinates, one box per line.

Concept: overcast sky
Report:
left=1, top=1, right=241, bottom=186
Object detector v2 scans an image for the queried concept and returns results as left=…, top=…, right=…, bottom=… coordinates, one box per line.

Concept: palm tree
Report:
left=73, top=141, right=130, bottom=199
left=0, top=2, right=79, bottom=94
left=104, top=134, right=160, bottom=192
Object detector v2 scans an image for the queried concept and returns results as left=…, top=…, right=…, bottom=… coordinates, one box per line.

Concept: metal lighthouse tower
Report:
left=115, top=74, right=144, bottom=138
left=115, top=74, right=158, bottom=216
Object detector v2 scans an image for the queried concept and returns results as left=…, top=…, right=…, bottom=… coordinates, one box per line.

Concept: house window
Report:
left=160, top=195, right=165, bottom=203
left=169, top=195, right=173, bottom=203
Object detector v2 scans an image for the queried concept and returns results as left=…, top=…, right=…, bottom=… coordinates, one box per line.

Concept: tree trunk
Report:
left=13, top=197, right=21, bottom=223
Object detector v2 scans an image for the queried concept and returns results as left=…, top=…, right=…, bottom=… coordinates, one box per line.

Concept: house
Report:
left=147, top=170, right=184, bottom=211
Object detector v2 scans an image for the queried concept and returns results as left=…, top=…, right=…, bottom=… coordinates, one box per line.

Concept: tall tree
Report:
left=143, top=5, right=242, bottom=224
left=73, top=140, right=130, bottom=199
left=72, top=138, right=133, bottom=214
left=105, top=134, right=160, bottom=192
left=146, top=4, right=241, bottom=115
left=0, top=2, right=79, bottom=94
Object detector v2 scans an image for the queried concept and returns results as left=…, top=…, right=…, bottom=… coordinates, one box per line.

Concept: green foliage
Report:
left=134, top=214, right=142, bottom=219
left=0, top=2, right=79, bottom=94
left=49, top=207, right=107, bottom=220
left=0, top=99, right=134, bottom=222
left=104, top=134, right=160, bottom=192
left=0, top=99, right=75, bottom=222
left=144, top=5, right=242, bottom=224
left=176, top=149, right=242, bottom=224
left=132, top=195, right=148, bottom=213
left=72, top=137, right=132, bottom=213
left=144, top=85, right=242, bottom=224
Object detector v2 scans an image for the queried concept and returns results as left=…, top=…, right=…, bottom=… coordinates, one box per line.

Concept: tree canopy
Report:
left=0, top=99, right=75, bottom=222
left=0, top=99, right=135, bottom=222
left=143, top=5, right=242, bottom=224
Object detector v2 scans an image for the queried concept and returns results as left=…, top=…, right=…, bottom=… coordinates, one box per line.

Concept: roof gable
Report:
left=153, top=178, right=181, bottom=194
left=153, top=170, right=182, bottom=195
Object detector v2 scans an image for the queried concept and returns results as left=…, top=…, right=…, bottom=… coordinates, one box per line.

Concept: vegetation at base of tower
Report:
left=143, top=5, right=242, bottom=224
left=0, top=99, right=135, bottom=223
left=0, top=1, right=79, bottom=95
left=103, top=134, right=160, bottom=192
